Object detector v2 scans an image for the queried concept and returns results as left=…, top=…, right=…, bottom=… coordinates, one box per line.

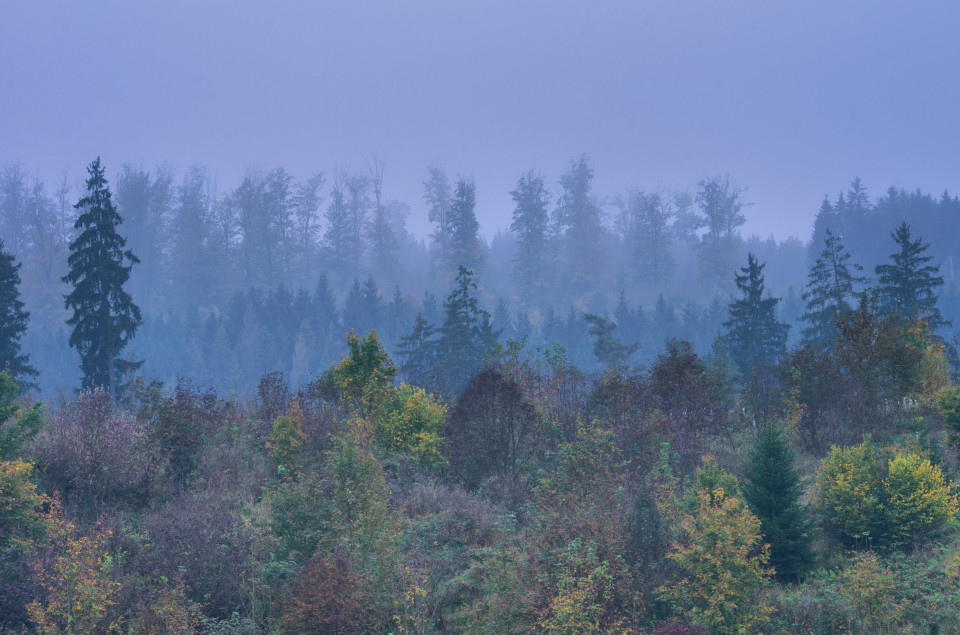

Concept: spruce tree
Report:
left=395, top=312, right=438, bottom=389
left=555, top=155, right=604, bottom=293
left=800, top=228, right=867, bottom=347
left=509, top=170, right=549, bottom=299
left=724, top=254, right=789, bottom=424
left=322, top=172, right=353, bottom=279
left=724, top=253, right=789, bottom=373
left=63, top=158, right=142, bottom=401
left=449, top=178, right=483, bottom=273
left=437, top=266, right=497, bottom=392
left=875, top=222, right=947, bottom=330
left=743, top=424, right=812, bottom=581
left=0, top=239, right=38, bottom=387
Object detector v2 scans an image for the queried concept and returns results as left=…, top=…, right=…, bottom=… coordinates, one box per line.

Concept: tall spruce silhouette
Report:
left=63, top=158, right=142, bottom=401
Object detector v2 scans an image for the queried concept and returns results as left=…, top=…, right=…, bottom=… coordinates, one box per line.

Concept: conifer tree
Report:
left=875, top=222, right=947, bottom=330
left=555, top=155, right=604, bottom=293
left=509, top=170, right=549, bottom=299
left=743, top=424, right=812, bottom=581
left=0, top=240, right=37, bottom=387
left=449, top=178, right=483, bottom=273
left=437, top=266, right=497, bottom=391
left=322, top=172, right=355, bottom=279
left=724, top=254, right=789, bottom=424
left=492, top=298, right=512, bottom=341
left=800, top=228, right=867, bottom=347
left=63, top=158, right=142, bottom=401
left=723, top=253, right=789, bottom=373
left=395, top=313, right=438, bottom=389
left=341, top=278, right=373, bottom=335
left=584, top=314, right=637, bottom=367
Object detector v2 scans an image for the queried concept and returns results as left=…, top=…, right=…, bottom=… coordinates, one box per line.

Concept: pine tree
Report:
left=341, top=278, right=374, bottom=335
left=555, top=155, right=604, bottom=293
left=875, top=222, right=947, bottom=330
left=584, top=314, right=637, bottom=367
left=724, top=254, right=789, bottom=424
left=806, top=196, right=837, bottom=269
left=395, top=312, right=438, bottom=389
left=310, top=271, right=340, bottom=364
left=743, top=424, right=812, bottom=581
left=492, top=298, right=512, bottom=342
left=437, top=266, right=497, bottom=392
left=509, top=170, right=549, bottom=299
left=385, top=285, right=411, bottom=344
left=0, top=240, right=37, bottom=387
left=321, top=172, right=353, bottom=280
left=449, top=178, right=483, bottom=273
left=63, top=158, right=142, bottom=400
left=724, top=253, right=789, bottom=373
left=800, top=228, right=867, bottom=347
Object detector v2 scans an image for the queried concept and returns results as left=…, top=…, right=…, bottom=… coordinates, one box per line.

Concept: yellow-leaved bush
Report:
left=661, top=486, right=772, bottom=634
left=885, top=452, right=959, bottom=544
left=658, top=458, right=772, bottom=634
left=373, top=382, right=446, bottom=472
left=813, top=438, right=959, bottom=548
left=27, top=508, right=122, bottom=635
left=330, top=331, right=447, bottom=472
left=267, top=399, right=306, bottom=477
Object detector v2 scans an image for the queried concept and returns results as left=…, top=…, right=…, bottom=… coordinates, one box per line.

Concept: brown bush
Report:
left=278, top=547, right=375, bottom=634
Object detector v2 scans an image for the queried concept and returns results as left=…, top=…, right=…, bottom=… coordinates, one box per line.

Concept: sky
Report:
left=2, top=1, right=959, bottom=242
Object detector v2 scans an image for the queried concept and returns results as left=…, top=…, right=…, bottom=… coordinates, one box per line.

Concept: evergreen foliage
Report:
left=743, top=425, right=812, bottom=581
left=875, top=221, right=947, bottom=330
left=0, top=370, right=42, bottom=460
left=723, top=253, right=789, bottom=373
left=395, top=313, right=438, bottom=389
left=449, top=177, right=483, bottom=273
left=509, top=169, right=549, bottom=300
left=0, top=240, right=37, bottom=386
left=62, top=158, right=142, bottom=400
left=584, top=313, right=637, bottom=367
left=437, top=266, right=498, bottom=391
left=555, top=155, right=604, bottom=293
left=322, top=172, right=353, bottom=278
left=800, top=228, right=867, bottom=347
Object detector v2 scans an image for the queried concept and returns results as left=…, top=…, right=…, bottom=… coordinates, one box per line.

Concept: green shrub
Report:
left=813, top=438, right=959, bottom=548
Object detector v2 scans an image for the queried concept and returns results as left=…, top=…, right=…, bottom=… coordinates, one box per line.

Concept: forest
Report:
left=2, top=155, right=960, bottom=633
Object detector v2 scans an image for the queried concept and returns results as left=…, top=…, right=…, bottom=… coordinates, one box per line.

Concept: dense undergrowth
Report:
left=2, top=326, right=960, bottom=634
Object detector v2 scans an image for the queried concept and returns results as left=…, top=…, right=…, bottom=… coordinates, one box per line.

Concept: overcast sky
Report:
left=2, top=1, right=958, bottom=241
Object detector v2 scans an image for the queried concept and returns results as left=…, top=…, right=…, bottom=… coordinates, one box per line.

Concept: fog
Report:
left=6, top=6, right=960, bottom=631
left=4, top=1, right=959, bottom=241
